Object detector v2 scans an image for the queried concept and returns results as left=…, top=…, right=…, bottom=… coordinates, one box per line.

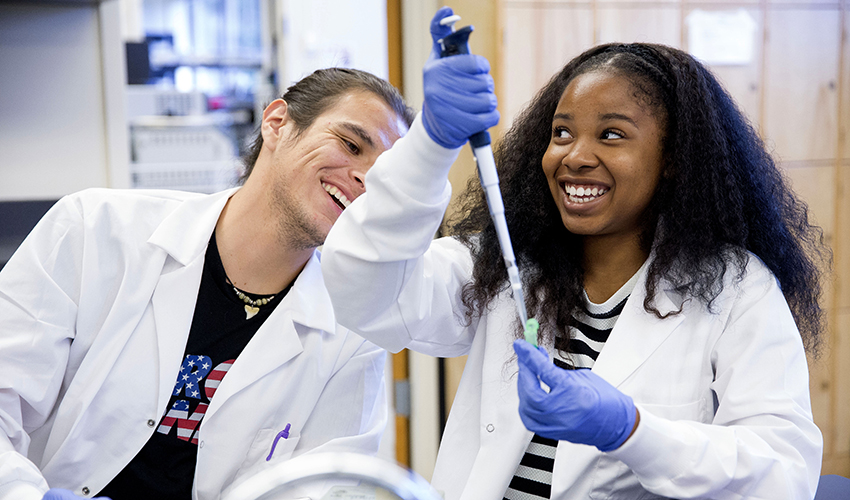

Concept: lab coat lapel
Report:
left=203, top=251, right=334, bottom=420
left=150, top=257, right=206, bottom=412
left=592, top=270, right=686, bottom=389
left=148, top=189, right=236, bottom=412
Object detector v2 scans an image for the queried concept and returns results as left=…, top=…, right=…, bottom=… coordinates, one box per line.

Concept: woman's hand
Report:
left=514, top=339, right=639, bottom=451
left=421, top=6, right=499, bottom=149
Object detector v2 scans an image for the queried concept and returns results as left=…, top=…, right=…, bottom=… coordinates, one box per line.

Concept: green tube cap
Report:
left=523, top=318, right=539, bottom=347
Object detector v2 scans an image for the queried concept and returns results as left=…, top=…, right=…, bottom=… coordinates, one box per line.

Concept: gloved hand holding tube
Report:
left=513, top=340, right=639, bottom=452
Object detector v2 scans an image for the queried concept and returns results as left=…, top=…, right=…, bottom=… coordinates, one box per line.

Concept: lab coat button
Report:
left=81, top=487, right=90, bottom=495
left=486, top=424, right=495, bottom=433
left=200, top=440, right=205, bottom=448
left=147, top=419, right=155, bottom=427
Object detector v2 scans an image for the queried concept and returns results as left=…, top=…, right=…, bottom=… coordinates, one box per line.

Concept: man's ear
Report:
left=261, top=99, right=291, bottom=150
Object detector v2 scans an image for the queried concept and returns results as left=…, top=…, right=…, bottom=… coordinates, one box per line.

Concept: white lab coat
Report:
left=321, top=116, right=823, bottom=499
left=0, top=188, right=387, bottom=500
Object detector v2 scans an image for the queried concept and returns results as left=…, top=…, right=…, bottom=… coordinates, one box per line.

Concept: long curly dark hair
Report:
left=447, top=43, right=828, bottom=355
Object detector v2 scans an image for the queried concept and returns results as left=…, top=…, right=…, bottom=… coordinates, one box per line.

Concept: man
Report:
left=0, top=68, right=414, bottom=500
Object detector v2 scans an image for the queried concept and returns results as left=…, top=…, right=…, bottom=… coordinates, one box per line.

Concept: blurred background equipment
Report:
left=222, top=452, right=442, bottom=500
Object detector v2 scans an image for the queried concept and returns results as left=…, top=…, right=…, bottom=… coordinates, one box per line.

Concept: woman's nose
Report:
left=562, top=139, right=599, bottom=170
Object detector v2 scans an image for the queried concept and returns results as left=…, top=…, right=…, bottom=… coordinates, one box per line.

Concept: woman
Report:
left=322, top=16, right=826, bottom=499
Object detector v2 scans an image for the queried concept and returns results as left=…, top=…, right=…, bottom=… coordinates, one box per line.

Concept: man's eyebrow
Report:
left=339, top=122, right=375, bottom=149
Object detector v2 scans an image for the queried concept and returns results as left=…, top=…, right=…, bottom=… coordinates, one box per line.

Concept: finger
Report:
left=479, top=109, right=500, bottom=131
left=424, top=80, right=490, bottom=106
left=514, top=339, right=551, bottom=375
left=433, top=69, right=495, bottom=96
left=427, top=94, right=497, bottom=120
left=431, top=54, right=491, bottom=75
left=535, top=359, right=573, bottom=392
left=518, top=404, right=547, bottom=434
left=430, top=7, right=455, bottom=44
left=424, top=91, right=496, bottom=120
left=516, top=355, right=547, bottom=402
left=516, top=361, right=551, bottom=423
left=516, top=342, right=572, bottom=394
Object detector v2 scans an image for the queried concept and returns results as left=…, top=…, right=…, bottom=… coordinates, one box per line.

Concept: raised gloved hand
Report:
left=421, top=6, right=500, bottom=149
left=43, top=488, right=111, bottom=500
left=513, top=339, right=638, bottom=452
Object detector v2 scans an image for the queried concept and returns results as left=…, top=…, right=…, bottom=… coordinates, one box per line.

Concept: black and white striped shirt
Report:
left=503, top=267, right=642, bottom=500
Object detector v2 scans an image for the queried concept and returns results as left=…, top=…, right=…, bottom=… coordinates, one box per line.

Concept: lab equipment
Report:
left=433, top=10, right=534, bottom=334
left=130, top=114, right=242, bottom=193
left=514, top=340, right=637, bottom=452
left=222, top=452, right=443, bottom=500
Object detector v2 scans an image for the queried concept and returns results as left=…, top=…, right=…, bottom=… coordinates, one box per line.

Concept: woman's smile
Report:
left=542, top=69, right=665, bottom=241
left=560, top=181, right=609, bottom=206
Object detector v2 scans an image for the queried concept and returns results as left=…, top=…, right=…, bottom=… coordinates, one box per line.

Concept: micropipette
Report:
left=437, top=15, right=537, bottom=346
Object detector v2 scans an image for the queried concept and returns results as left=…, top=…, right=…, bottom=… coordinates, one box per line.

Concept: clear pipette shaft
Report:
left=471, top=141, right=529, bottom=326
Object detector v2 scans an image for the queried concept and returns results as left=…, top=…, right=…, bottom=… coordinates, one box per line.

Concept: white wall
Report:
left=0, top=1, right=129, bottom=201
left=274, top=0, right=389, bottom=89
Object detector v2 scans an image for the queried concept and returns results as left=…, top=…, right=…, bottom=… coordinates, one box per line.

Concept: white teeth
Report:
left=564, top=184, right=607, bottom=204
left=322, top=182, right=351, bottom=208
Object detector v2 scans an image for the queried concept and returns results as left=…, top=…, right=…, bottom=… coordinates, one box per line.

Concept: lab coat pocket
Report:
left=239, top=426, right=301, bottom=474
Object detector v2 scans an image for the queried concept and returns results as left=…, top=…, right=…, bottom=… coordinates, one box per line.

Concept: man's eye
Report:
left=344, top=140, right=360, bottom=154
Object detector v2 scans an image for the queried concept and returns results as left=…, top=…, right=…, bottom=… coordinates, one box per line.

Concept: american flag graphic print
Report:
left=157, top=355, right=235, bottom=444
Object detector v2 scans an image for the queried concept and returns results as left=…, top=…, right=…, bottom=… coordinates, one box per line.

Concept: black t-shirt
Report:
left=99, top=233, right=290, bottom=499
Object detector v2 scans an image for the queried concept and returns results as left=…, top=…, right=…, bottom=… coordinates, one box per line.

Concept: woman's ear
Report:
left=260, top=99, right=291, bottom=150
left=660, top=156, right=675, bottom=180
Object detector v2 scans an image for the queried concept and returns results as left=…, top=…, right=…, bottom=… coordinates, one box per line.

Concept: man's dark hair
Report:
left=239, top=67, right=415, bottom=184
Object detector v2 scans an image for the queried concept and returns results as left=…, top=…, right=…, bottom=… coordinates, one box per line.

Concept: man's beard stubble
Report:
left=270, top=182, right=327, bottom=251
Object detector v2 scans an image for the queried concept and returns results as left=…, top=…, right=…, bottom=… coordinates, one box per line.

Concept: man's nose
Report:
left=349, top=166, right=366, bottom=197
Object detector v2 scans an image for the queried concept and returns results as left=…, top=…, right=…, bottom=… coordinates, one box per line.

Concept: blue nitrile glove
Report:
left=513, top=339, right=638, bottom=452
left=43, top=488, right=111, bottom=500
left=421, top=7, right=500, bottom=149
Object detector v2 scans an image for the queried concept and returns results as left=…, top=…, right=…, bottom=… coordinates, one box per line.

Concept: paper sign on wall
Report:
left=686, top=9, right=757, bottom=66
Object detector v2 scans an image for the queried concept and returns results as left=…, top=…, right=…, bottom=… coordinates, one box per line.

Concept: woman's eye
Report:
left=553, top=127, right=572, bottom=140
left=601, top=130, right=624, bottom=140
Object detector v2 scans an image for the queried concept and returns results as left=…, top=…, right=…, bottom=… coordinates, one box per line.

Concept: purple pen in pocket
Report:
left=265, top=423, right=291, bottom=461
